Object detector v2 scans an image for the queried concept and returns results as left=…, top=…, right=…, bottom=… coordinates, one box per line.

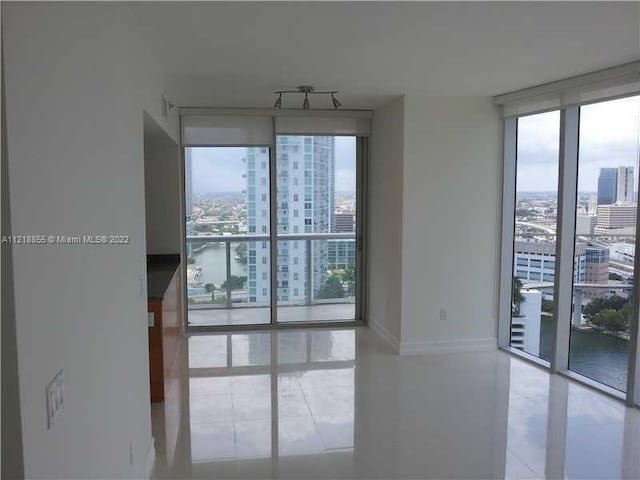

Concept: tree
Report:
left=609, top=273, right=623, bottom=281
left=512, top=277, right=525, bottom=316
left=187, top=256, right=196, bottom=265
left=221, top=275, right=247, bottom=291
left=591, top=309, right=628, bottom=332
left=204, top=283, right=215, bottom=293
left=541, top=299, right=554, bottom=313
left=317, top=275, right=345, bottom=299
left=235, top=243, right=247, bottom=265
left=583, top=295, right=628, bottom=320
left=334, top=267, right=355, bottom=296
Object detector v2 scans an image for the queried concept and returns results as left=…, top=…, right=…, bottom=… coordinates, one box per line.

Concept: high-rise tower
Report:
left=245, top=137, right=335, bottom=305
left=617, top=166, right=634, bottom=204
left=597, top=168, right=618, bottom=205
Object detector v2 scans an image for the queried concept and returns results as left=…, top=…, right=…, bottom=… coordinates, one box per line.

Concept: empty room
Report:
left=2, top=2, right=639, bottom=479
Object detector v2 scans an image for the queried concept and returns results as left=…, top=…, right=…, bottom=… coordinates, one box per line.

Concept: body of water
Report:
left=539, top=316, right=629, bottom=391
left=193, top=243, right=247, bottom=287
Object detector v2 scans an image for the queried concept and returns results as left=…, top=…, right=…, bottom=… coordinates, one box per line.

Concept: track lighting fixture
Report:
left=273, top=86, right=342, bottom=110
left=331, top=93, right=341, bottom=109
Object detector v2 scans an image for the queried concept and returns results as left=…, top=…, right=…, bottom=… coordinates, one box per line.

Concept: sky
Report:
left=516, top=95, right=640, bottom=192
left=189, top=136, right=356, bottom=194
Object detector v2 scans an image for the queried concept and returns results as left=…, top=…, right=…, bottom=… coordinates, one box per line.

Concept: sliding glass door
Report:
left=275, top=135, right=357, bottom=323
left=182, top=114, right=368, bottom=328
left=185, top=146, right=272, bottom=326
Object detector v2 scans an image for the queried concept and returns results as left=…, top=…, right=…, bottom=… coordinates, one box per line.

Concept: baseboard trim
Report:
left=369, top=319, right=401, bottom=353
left=142, top=438, right=155, bottom=480
left=399, top=337, right=497, bottom=356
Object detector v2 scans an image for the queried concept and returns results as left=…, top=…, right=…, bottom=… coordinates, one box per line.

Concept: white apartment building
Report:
left=247, top=137, right=335, bottom=304
left=511, top=290, right=542, bottom=357
left=617, top=166, right=635, bottom=204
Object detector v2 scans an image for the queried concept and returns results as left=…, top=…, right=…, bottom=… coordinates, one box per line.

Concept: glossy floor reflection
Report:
left=151, top=327, right=640, bottom=479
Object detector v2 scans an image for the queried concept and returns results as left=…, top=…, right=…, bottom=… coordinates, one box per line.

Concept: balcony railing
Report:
left=186, top=233, right=356, bottom=310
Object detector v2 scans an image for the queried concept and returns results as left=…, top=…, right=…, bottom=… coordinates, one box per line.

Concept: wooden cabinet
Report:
left=148, top=267, right=182, bottom=403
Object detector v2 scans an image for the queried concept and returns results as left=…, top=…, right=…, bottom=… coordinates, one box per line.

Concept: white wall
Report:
left=368, top=97, right=405, bottom=348
left=3, top=3, right=177, bottom=478
left=400, top=96, right=501, bottom=353
left=144, top=113, right=182, bottom=255
left=520, top=290, right=542, bottom=357
left=1, top=43, right=24, bottom=480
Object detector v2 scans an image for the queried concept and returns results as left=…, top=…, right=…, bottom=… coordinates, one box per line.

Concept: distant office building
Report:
left=597, top=168, right=618, bottom=205
left=584, top=246, right=610, bottom=298
left=576, top=213, right=597, bottom=235
left=514, top=240, right=586, bottom=284
left=617, top=166, right=634, bottom=204
left=334, top=212, right=355, bottom=233
left=595, top=204, right=637, bottom=232
left=511, top=289, right=542, bottom=357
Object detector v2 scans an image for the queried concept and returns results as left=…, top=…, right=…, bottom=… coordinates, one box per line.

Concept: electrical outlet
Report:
left=439, top=308, right=447, bottom=322
left=46, top=369, right=64, bottom=429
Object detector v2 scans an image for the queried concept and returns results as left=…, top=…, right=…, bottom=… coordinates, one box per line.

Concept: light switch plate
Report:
left=148, top=312, right=155, bottom=327
left=46, top=369, right=64, bottom=429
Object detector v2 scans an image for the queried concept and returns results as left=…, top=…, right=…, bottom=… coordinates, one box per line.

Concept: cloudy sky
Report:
left=516, top=95, right=640, bottom=192
left=187, top=97, right=639, bottom=196
left=189, top=136, right=356, bottom=194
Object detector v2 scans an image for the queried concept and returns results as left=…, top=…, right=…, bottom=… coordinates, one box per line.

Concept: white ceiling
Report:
left=132, top=2, right=640, bottom=109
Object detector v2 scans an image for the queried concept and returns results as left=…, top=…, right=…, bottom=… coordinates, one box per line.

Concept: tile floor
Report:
left=151, top=327, right=640, bottom=479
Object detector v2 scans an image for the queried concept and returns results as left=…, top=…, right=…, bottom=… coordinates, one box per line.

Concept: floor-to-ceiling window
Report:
left=499, top=66, right=640, bottom=405
left=509, top=111, right=560, bottom=362
left=569, top=96, right=640, bottom=392
left=182, top=113, right=368, bottom=328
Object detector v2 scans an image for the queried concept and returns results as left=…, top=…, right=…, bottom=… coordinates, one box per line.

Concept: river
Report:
left=193, top=243, right=247, bottom=287
left=539, top=317, right=629, bottom=391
